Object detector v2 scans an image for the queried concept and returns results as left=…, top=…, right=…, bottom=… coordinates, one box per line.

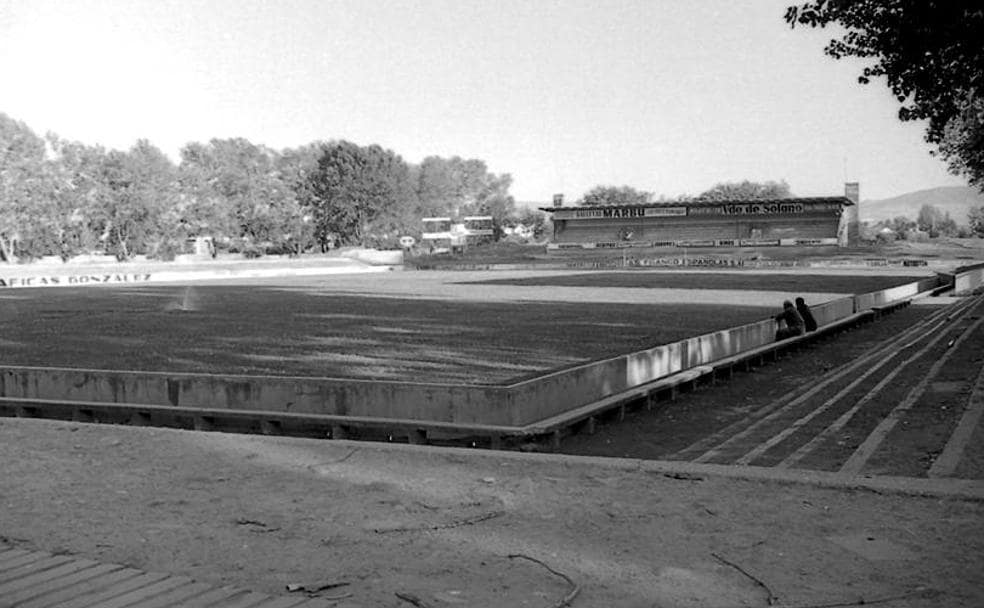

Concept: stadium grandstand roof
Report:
left=539, top=196, right=853, bottom=212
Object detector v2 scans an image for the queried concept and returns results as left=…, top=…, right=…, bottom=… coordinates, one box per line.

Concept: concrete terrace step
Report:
left=0, top=545, right=336, bottom=608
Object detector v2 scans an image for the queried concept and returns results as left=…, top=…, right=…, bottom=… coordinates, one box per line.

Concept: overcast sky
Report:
left=0, top=0, right=969, bottom=203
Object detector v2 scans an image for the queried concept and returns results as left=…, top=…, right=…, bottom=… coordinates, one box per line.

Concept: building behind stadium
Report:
left=540, top=183, right=861, bottom=250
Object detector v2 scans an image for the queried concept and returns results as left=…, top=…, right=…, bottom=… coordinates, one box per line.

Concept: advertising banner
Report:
left=689, top=202, right=843, bottom=216
left=780, top=238, right=839, bottom=246
left=739, top=239, right=781, bottom=247
left=0, top=273, right=153, bottom=288
left=553, top=206, right=687, bottom=220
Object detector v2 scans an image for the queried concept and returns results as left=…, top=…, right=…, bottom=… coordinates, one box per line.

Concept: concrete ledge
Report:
left=0, top=366, right=518, bottom=425
left=525, top=366, right=714, bottom=436
left=955, top=265, right=984, bottom=295
left=810, top=296, right=854, bottom=327
left=854, top=282, right=918, bottom=311
left=871, top=300, right=911, bottom=318
left=0, top=396, right=524, bottom=438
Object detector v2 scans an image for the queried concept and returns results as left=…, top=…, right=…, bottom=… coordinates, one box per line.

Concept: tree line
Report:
left=872, top=204, right=984, bottom=241
left=0, top=112, right=535, bottom=263
left=577, top=180, right=793, bottom=206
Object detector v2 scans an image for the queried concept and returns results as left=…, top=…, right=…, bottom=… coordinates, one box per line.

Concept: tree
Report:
left=460, top=173, right=517, bottom=241
left=177, top=141, right=241, bottom=241
left=364, top=148, right=419, bottom=245
left=698, top=180, right=792, bottom=200
left=937, top=213, right=958, bottom=237
left=916, top=204, right=958, bottom=237
left=935, top=93, right=984, bottom=189
left=580, top=185, right=651, bottom=206
left=785, top=1, right=984, bottom=189
left=46, top=136, right=113, bottom=259
left=890, top=215, right=917, bottom=236
left=180, top=139, right=286, bottom=245
left=0, top=113, right=53, bottom=262
left=178, top=138, right=316, bottom=254
left=308, top=141, right=417, bottom=247
left=516, top=207, right=549, bottom=240
left=275, top=143, right=324, bottom=254
left=90, top=141, right=179, bottom=260
left=969, top=206, right=984, bottom=237
left=415, top=156, right=488, bottom=218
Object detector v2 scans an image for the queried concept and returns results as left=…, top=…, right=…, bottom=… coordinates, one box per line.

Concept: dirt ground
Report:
left=2, top=418, right=983, bottom=608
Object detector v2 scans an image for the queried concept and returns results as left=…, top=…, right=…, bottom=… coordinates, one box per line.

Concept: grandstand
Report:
left=542, top=184, right=860, bottom=250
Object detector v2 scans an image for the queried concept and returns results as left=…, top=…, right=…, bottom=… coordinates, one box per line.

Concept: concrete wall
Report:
left=954, top=266, right=984, bottom=295
left=500, top=318, right=775, bottom=426
left=852, top=276, right=940, bottom=311
left=0, top=366, right=520, bottom=426
left=812, top=297, right=855, bottom=326
left=916, top=276, right=943, bottom=293
left=843, top=182, right=860, bottom=246
left=516, top=276, right=937, bottom=423
left=1, top=276, right=946, bottom=428
left=853, top=282, right=920, bottom=311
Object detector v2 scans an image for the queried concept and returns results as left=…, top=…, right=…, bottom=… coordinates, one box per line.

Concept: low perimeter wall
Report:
left=954, top=263, right=984, bottom=295
left=0, top=275, right=945, bottom=428
left=853, top=276, right=939, bottom=311
left=0, top=367, right=520, bottom=425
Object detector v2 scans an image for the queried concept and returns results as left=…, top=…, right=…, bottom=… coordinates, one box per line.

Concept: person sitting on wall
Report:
left=795, top=297, right=818, bottom=332
left=775, top=300, right=806, bottom=341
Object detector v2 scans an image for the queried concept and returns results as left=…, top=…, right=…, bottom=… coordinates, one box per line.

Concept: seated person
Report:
left=775, top=300, right=805, bottom=340
left=795, top=296, right=818, bottom=332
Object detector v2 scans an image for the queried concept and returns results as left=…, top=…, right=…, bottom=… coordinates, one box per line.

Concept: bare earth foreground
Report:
left=1, top=419, right=982, bottom=608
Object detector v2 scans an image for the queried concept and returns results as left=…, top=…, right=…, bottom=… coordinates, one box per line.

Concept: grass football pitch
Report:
left=0, top=271, right=923, bottom=384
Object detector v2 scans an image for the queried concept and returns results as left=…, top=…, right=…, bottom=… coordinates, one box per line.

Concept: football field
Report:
left=0, top=269, right=927, bottom=384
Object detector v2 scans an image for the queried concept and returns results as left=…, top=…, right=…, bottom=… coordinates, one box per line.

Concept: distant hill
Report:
left=861, top=186, right=984, bottom=225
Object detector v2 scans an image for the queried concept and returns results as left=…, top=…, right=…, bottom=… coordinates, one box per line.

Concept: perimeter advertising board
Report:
left=547, top=238, right=828, bottom=249
left=554, top=201, right=843, bottom=221
left=688, top=201, right=843, bottom=216
left=0, top=273, right=153, bottom=288
left=552, top=207, right=687, bottom=220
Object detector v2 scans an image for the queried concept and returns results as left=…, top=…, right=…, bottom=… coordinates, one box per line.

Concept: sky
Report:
left=0, top=0, right=969, bottom=203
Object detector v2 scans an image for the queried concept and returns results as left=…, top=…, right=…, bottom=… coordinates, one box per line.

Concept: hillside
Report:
left=861, top=186, right=984, bottom=225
